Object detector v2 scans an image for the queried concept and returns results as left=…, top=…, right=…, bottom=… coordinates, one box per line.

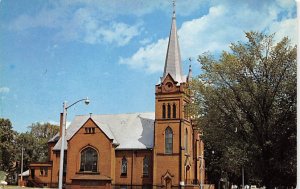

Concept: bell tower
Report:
left=152, top=1, right=196, bottom=187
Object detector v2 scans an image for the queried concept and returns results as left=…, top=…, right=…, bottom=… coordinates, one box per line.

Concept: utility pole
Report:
left=199, top=153, right=203, bottom=189
left=242, top=166, right=244, bottom=189
left=20, top=147, right=24, bottom=186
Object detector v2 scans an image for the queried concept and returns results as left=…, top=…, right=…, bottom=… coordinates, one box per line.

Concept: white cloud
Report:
left=89, top=22, right=142, bottom=46
left=0, top=87, right=10, bottom=93
left=119, top=1, right=297, bottom=73
left=47, top=120, right=70, bottom=127
left=119, top=38, right=168, bottom=73
left=139, top=38, right=152, bottom=45
left=66, top=8, right=143, bottom=46
left=9, top=2, right=143, bottom=46
left=269, top=18, right=298, bottom=44
left=276, top=0, right=295, bottom=9
left=48, top=120, right=60, bottom=126
left=8, top=0, right=209, bottom=45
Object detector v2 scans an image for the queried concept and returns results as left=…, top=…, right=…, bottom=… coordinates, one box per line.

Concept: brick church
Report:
left=27, top=5, right=206, bottom=189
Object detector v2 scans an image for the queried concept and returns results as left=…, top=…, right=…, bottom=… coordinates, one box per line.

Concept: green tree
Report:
left=15, top=132, right=38, bottom=171
left=0, top=118, right=17, bottom=182
left=28, top=122, right=59, bottom=162
left=15, top=122, right=59, bottom=172
left=190, top=32, right=296, bottom=188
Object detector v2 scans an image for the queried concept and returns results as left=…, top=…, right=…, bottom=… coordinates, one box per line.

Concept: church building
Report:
left=28, top=5, right=206, bottom=189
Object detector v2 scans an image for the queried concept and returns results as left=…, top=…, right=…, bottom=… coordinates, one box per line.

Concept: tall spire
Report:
left=162, top=0, right=184, bottom=84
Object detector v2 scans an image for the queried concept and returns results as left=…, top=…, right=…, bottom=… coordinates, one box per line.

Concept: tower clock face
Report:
left=164, top=82, right=174, bottom=91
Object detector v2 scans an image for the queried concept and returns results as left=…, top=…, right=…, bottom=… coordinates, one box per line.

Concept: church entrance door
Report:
left=165, top=178, right=171, bottom=189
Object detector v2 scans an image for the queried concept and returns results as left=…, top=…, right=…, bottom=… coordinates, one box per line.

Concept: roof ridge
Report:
left=74, top=112, right=155, bottom=117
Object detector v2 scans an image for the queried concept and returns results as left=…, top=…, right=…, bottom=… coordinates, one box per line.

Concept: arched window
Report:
left=167, top=104, right=171, bottom=118
left=185, top=129, right=188, bottom=154
left=173, top=104, right=176, bottom=118
left=80, top=147, right=98, bottom=172
left=121, top=157, right=127, bottom=175
left=165, top=127, right=173, bottom=154
left=184, top=104, right=188, bottom=119
left=162, top=104, right=166, bottom=119
left=143, top=156, right=149, bottom=176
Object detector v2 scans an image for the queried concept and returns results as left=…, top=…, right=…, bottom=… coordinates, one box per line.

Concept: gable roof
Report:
left=53, top=112, right=155, bottom=151
left=48, top=133, right=59, bottom=143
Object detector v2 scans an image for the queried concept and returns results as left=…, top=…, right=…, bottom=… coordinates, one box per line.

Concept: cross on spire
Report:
left=172, top=0, right=176, bottom=18
left=187, top=58, right=193, bottom=82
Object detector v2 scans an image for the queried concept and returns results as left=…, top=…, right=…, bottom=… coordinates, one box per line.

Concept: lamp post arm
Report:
left=66, top=98, right=89, bottom=110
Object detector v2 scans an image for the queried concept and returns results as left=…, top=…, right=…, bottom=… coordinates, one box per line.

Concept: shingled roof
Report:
left=53, top=112, right=155, bottom=151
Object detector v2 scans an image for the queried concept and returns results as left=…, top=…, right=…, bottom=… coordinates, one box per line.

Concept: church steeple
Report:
left=162, top=0, right=184, bottom=84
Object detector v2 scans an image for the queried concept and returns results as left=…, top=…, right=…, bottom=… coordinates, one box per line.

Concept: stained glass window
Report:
left=80, top=147, right=98, bottom=172
left=165, top=127, right=173, bottom=154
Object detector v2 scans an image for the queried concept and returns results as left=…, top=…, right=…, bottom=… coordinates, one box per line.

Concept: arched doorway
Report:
left=161, top=171, right=174, bottom=189
left=165, top=177, right=172, bottom=189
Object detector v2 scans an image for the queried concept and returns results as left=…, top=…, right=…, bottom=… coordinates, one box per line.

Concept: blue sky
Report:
left=0, top=0, right=297, bottom=132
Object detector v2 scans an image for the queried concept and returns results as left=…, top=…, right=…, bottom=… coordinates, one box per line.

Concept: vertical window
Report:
left=31, top=169, right=35, bottom=179
left=184, top=104, right=189, bottom=119
left=39, top=168, right=44, bottom=176
left=80, top=147, right=98, bottom=172
left=143, top=156, right=149, bottom=176
left=39, top=167, right=48, bottom=176
left=165, top=127, right=173, bottom=154
left=162, top=104, right=166, bottom=119
left=121, top=157, right=127, bottom=175
left=167, top=104, right=171, bottom=118
left=63, top=153, right=67, bottom=175
left=185, top=129, right=188, bottom=154
left=173, top=104, right=176, bottom=118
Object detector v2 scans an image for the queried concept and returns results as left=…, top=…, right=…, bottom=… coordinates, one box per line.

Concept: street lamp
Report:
left=58, top=97, right=90, bottom=189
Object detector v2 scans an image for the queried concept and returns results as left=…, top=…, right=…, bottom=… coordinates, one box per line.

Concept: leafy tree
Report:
left=190, top=32, right=296, bottom=188
left=0, top=119, right=59, bottom=182
left=15, top=132, right=39, bottom=171
left=0, top=118, right=17, bottom=182
left=28, top=122, right=59, bottom=162
left=15, top=122, right=59, bottom=172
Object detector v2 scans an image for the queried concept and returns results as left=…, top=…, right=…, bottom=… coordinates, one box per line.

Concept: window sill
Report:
left=120, top=173, right=127, bottom=177
left=76, top=171, right=100, bottom=175
left=157, top=153, right=179, bottom=156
